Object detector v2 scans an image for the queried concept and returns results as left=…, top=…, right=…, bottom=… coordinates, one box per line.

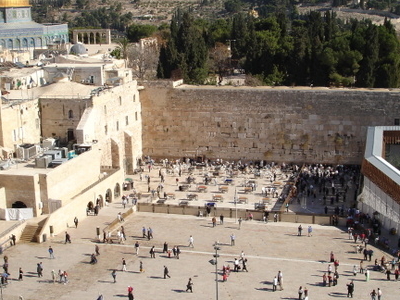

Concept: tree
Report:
left=127, top=24, right=157, bottom=43
left=128, top=40, right=160, bottom=80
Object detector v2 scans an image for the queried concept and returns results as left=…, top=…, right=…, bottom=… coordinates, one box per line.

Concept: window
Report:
left=116, top=121, right=119, bottom=131
left=35, top=118, right=40, bottom=129
left=105, top=125, right=108, bottom=135
left=125, top=116, right=129, bottom=126
left=68, top=109, right=73, bottom=119
left=119, top=96, right=122, bottom=105
left=133, top=94, right=136, bottom=102
left=135, top=112, right=138, bottom=121
left=395, top=119, right=400, bottom=126
left=104, top=105, right=107, bottom=115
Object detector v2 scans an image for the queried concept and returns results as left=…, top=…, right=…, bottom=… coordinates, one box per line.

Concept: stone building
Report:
left=0, top=54, right=142, bottom=240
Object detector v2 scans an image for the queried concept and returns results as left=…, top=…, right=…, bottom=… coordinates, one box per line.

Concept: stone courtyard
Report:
left=1, top=164, right=399, bottom=300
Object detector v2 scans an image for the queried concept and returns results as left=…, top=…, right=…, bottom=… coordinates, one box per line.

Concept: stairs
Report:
left=20, top=224, right=40, bottom=242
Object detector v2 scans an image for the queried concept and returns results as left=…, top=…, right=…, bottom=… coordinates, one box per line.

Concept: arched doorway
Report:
left=114, top=183, right=121, bottom=198
left=12, top=201, right=27, bottom=208
left=105, top=189, right=112, bottom=204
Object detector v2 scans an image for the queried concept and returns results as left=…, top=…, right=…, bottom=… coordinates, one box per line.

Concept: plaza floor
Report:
left=2, top=203, right=400, bottom=300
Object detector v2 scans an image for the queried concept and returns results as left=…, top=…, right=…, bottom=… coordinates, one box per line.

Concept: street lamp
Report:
left=209, top=242, right=220, bottom=300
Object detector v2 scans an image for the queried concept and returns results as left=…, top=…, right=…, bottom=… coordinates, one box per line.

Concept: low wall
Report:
left=137, top=203, right=343, bottom=226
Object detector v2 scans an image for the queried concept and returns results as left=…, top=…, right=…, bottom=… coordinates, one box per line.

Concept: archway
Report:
left=105, top=189, right=112, bottom=204
left=12, top=201, right=27, bottom=208
left=114, top=183, right=121, bottom=198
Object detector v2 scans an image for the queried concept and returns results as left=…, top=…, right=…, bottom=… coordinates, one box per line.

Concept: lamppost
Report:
left=234, top=188, right=238, bottom=223
left=209, top=242, right=220, bottom=300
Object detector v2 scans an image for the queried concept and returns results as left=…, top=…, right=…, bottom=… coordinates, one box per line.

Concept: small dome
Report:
left=0, top=0, right=30, bottom=8
left=70, top=44, right=87, bottom=55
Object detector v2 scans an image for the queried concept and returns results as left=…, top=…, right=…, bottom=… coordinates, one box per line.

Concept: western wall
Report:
left=140, top=81, right=400, bottom=165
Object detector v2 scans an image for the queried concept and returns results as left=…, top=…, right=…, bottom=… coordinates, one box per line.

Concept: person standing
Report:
left=298, top=286, right=304, bottom=300
left=308, top=226, right=313, bottom=237
left=95, top=245, right=100, bottom=256
left=139, top=261, right=144, bottom=273
left=163, top=266, right=171, bottom=279
left=346, top=280, right=354, bottom=298
left=212, top=217, right=217, bottom=227
left=386, top=269, right=391, bottom=280
left=220, top=214, right=224, bottom=225
left=48, top=246, right=55, bottom=259
left=128, top=286, right=134, bottom=300
left=51, top=270, right=56, bottom=283
left=188, top=235, right=194, bottom=248
left=111, top=270, right=117, bottom=283
left=122, top=258, right=127, bottom=272
left=134, top=241, right=140, bottom=255
left=359, top=260, right=364, bottom=274
left=65, top=232, right=71, bottom=244
left=176, top=246, right=181, bottom=259
left=370, top=289, right=377, bottom=300
left=365, top=268, right=370, bottom=281
left=272, top=276, right=278, bottom=291
left=304, top=287, right=309, bottom=300
left=18, top=267, right=23, bottom=281
left=230, top=234, right=235, bottom=246
left=37, top=262, right=43, bottom=277
left=238, top=217, right=242, bottom=229
left=142, top=226, right=146, bottom=238
left=377, top=288, right=382, bottom=300
left=163, top=242, right=168, bottom=253
left=74, top=217, right=78, bottom=228
left=298, top=225, right=303, bottom=236
left=186, top=278, right=193, bottom=292
left=277, top=271, right=283, bottom=290
left=242, top=258, right=248, bottom=272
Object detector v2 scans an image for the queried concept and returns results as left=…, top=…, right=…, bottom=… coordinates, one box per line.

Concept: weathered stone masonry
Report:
left=140, top=82, right=400, bottom=164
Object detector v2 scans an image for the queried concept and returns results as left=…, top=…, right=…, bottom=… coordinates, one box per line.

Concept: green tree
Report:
left=127, top=24, right=157, bottom=42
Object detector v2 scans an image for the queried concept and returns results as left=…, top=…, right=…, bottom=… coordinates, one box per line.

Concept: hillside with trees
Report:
left=30, top=0, right=400, bottom=87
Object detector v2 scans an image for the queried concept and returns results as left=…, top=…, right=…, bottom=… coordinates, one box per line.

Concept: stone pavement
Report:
left=1, top=201, right=400, bottom=300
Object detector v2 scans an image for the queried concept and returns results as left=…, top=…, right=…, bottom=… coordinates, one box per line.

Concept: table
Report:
left=179, top=200, right=189, bottom=206
left=212, top=194, right=224, bottom=202
left=166, top=193, right=175, bottom=200
left=198, top=186, right=207, bottom=192
left=238, top=197, right=248, bottom=204
left=187, top=193, right=198, bottom=201
left=262, top=197, right=271, bottom=204
left=219, top=186, right=228, bottom=193
left=243, top=187, right=252, bottom=193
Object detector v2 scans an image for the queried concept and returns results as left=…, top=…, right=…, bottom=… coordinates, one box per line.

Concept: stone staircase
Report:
left=20, top=224, right=41, bottom=242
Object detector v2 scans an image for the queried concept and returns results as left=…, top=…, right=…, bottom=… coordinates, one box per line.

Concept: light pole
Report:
left=234, top=188, right=238, bottom=223
left=214, top=242, right=220, bottom=300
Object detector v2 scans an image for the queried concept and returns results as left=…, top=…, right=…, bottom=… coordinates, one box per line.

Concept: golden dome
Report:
left=0, top=0, right=30, bottom=8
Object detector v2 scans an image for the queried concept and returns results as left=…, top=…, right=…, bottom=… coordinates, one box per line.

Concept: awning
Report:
left=125, top=178, right=133, bottom=182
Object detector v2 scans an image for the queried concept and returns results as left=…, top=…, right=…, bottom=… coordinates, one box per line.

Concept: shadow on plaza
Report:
left=171, top=289, right=187, bottom=293
left=328, top=292, right=348, bottom=297
left=114, top=294, right=128, bottom=297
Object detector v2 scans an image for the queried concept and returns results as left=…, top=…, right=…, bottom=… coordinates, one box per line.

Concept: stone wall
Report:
left=140, top=83, right=400, bottom=164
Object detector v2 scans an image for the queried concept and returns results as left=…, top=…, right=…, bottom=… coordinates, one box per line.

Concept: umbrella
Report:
left=125, top=178, right=133, bottom=182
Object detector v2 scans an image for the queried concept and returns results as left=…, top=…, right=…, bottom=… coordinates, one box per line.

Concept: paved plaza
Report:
left=1, top=164, right=399, bottom=300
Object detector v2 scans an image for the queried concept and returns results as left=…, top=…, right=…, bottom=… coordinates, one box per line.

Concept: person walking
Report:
left=122, top=258, right=127, bottom=271
left=163, top=242, right=168, bottom=253
left=238, top=217, right=242, bottom=229
left=73, top=217, right=78, bottom=228
left=48, top=246, right=55, bottom=259
left=220, top=214, right=224, bottom=225
left=346, top=280, right=354, bottom=298
left=111, top=270, right=117, bottom=283
left=212, top=217, right=217, bottom=227
left=163, top=266, right=171, bottom=279
left=65, top=232, right=71, bottom=244
left=139, top=261, right=144, bottom=273
left=242, top=258, right=248, bottom=272
left=308, top=226, right=313, bottom=237
left=230, top=234, right=235, bottom=246
left=128, top=286, right=134, bottom=300
left=188, top=235, right=194, bottom=248
left=150, top=246, right=156, bottom=258
left=95, top=245, right=100, bottom=256
left=370, top=289, right=377, bottom=300
left=359, top=260, right=364, bottom=274
left=142, top=226, right=146, bottom=238
left=186, top=278, right=193, bottom=292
